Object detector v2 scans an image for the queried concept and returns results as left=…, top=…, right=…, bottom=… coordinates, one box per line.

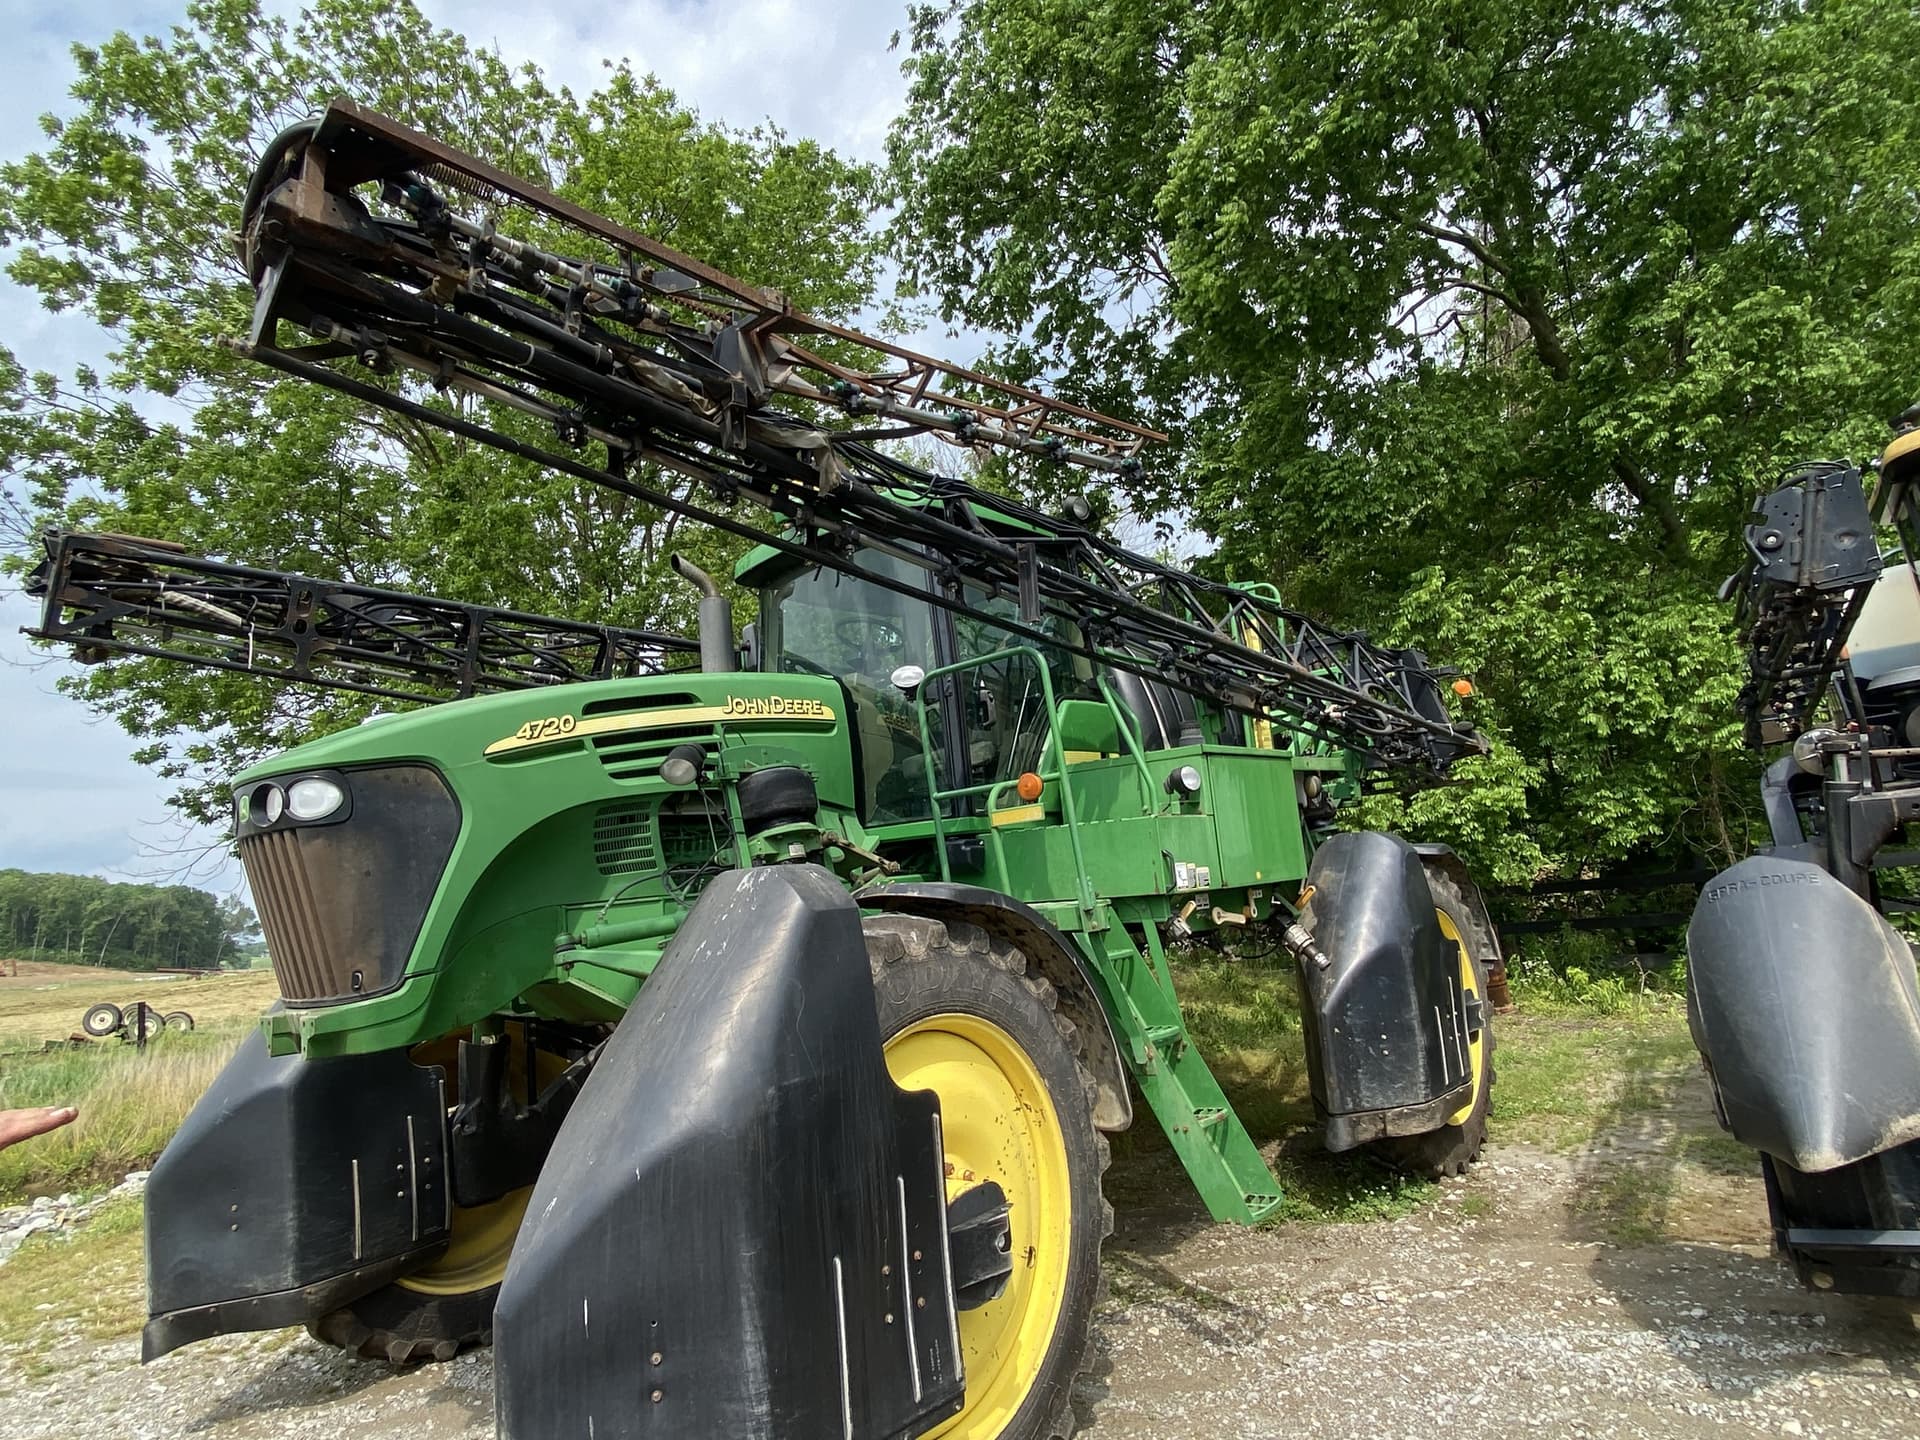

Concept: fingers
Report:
left=0, top=1105, right=79, bottom=1152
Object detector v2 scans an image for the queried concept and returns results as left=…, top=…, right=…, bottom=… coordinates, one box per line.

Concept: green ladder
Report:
left=1092, top=923, right=1283, bottom=1225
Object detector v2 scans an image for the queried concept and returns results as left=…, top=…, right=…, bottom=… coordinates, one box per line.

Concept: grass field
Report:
left=1105, top=954, right=1703, bottom=1225
left=0, top=968, right=278, bottom=1203
left=0, top=1193, right=147, bottom=1377
left=0, top=965, right=279, bottom=1052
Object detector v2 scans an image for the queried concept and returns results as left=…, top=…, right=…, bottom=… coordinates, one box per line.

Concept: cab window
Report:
left=761, top=551, right=936, bottom=823
left=946, top=585, right=1095, bottom=789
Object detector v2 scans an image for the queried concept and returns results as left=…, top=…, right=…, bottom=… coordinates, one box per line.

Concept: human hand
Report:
left=0, top=1106, right=78, bottom=1151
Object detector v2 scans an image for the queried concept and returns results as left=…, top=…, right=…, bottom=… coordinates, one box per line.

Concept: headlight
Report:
left=256, top=783, right=285, bottom=824
left=287, top=776, right=346, bottom=820
left=1165, top=764, right=1203, bottom=796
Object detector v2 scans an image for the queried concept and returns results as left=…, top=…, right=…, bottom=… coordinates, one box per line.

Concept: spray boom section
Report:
left=83, top=100, right=1488, bottom=773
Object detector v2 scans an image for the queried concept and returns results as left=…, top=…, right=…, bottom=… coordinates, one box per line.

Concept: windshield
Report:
left=762, top=551, right=936, bottom=823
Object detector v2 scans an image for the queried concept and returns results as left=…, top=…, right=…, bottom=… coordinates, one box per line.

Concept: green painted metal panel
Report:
left=238, top=672, right=855, bottom=1056
left=1206, top=751, right=1308, bottom=889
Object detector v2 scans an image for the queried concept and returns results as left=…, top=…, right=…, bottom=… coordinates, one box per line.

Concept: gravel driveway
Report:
left=4, top=1125, right=1917, bottom=1438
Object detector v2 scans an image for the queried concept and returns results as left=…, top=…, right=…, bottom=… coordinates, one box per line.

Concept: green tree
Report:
left=890, top=0, right=1920, bottom=882
left=0, top=869, right=233, bottom=969
left=215, top=894, right=260, bottom=967
left=1, top=0, right=881, bottom=822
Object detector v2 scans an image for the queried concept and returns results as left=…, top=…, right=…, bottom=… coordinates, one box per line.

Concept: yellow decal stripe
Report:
left=486, top=701, right=836, bottom=757
left=990, top=804, right=1047, bottom=827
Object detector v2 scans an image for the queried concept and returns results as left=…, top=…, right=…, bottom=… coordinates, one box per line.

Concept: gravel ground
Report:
left=2, top=1136, right=1916, bottom=1438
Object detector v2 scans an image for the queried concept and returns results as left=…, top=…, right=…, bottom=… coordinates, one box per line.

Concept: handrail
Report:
left=913, top=646, right=1100, bottom=924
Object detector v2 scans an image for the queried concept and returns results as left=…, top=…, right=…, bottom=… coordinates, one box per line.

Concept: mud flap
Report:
left=142, top=1030, right=450, bottom=1361
left=1687, top=855, right=1920, bottom=1172
left=1763, top=1143, right=1920, bottom=1297
left=1296, top=832, right=1475, bottom=1151
left=493, top=864, right=964, bottom=1440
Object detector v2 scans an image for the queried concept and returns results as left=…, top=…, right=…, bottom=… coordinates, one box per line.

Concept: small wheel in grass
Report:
left=133, top=1007, right=166, bottom=1041
left=162, top=1011, right=195, bottom=1033
left=81, top=1002, right=123, bottom=1037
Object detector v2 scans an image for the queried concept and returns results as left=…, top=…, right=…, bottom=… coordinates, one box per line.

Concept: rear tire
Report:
left=864, top=913, right=1109, bottom=1440
left=307, top=1284, right=494, bottom=1365
left=1368, top=869, right=1497, bottom=1179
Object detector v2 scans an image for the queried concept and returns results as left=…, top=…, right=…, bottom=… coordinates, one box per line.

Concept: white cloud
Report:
left=430, top=0, right=913, bottom=163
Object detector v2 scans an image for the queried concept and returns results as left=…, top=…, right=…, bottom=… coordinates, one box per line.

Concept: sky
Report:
left=0, top=0, right=926, bottom=897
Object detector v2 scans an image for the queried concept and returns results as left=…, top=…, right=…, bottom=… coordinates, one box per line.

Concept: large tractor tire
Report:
left=864, top=913, right=1110, bottom=1440
left=307, top=1033, right=557, bottom=1365
left=1368, top=868, right=1497, bottom=1178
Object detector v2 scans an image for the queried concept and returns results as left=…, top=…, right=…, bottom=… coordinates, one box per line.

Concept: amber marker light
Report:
left=1016, top=771, right=1044, bottom=802
left=1451, top=678, right=1475, bottom=697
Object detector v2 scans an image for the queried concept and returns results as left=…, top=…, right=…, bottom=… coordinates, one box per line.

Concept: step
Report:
left=1091, top=924, right=1286, bottom=1226
left=1128, top=1046, right=1285, bottom=1225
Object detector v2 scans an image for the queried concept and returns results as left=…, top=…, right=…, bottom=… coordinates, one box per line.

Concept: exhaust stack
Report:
left=670, top=553, right=737, bottom=674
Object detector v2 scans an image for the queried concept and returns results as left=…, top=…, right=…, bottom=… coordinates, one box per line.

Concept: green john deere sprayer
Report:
left=27, top=103, right=1502, bottom=1440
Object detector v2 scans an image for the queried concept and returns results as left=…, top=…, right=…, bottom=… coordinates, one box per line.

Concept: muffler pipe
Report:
left=670, top=553, right=736, bottom=674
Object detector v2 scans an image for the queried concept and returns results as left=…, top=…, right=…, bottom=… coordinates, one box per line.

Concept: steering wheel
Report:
left=834, top=616, right=904, bottom=655
left=778, top=651, right=838, bottom=678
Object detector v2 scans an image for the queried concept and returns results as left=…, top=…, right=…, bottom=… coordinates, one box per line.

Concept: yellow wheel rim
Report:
left=884, top=1013, right=1072, bottom=1440
left=1440, top=910, right=1487, bottom=1127
left=395, top=1185, right=527, bottom=1295
left=396, top=1030, right=562, bottom=1297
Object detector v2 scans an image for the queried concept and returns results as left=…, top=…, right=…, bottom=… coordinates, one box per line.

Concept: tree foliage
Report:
left=0, top=0, right=882, bottom=822
left=0, top=869, right=255, bottom=970
left=889, top=0, right=1920, bottom=881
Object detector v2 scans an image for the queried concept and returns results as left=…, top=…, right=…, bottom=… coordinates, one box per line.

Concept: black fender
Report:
left=855, top=881, right=1133, bottom=1132
left=1296, top=832, right=1475, bottom=1151
left=142, top=1030, right=450, bottom=1361
left=1687, top=854, right=1920, bottom=1172
left=493, top=865, right=964, bottom=1440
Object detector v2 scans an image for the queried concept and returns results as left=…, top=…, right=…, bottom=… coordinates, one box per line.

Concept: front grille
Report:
left=592, top=803, right=658, bottom=876
left=245, top=827, right=337, bottom=1002
left=241, top=764, right=460, bottom=1005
